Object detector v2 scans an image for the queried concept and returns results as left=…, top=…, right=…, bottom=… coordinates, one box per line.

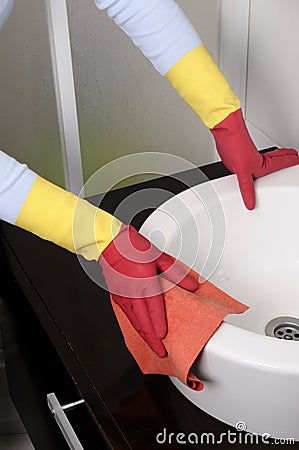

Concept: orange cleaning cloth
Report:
left=111, top=267, right=248, bottom=391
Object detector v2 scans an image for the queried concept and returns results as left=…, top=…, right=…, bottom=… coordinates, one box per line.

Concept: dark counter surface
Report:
left=0, top=156, right=279, bottom=449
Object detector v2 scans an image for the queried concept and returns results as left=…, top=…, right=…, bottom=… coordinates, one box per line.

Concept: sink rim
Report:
left=202, top=321, right=299, bottom=373
left=140, top=165, right=299, bottom=373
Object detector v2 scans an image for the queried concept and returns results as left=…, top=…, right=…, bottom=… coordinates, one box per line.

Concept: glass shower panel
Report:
left=0, top=0, right=65, bottom=187
left=66, top=0, right=220, bottom=195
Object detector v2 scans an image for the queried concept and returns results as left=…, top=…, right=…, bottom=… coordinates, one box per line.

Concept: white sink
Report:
left=140, top=165, right=299, bottom=440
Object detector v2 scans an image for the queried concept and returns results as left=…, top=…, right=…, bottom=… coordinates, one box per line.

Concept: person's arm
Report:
left=0, top=150, right=122, bottom=260
left=0, top=2, right=197, bottom=356
left=0, top=0, right=14, bottom=29
left=0, top=150, right=197, bottom=356
left=95, top=0, right=299, bottom=209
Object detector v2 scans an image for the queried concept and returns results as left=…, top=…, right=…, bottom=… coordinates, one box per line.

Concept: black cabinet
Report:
left=0, top=160, right=263, bottom=449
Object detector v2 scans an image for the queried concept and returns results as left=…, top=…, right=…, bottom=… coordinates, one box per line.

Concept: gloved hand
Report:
left=99, top=224, right=198, bottom=358
left=211, top=108, right=299, bottom=210
left=165, top=45, right=299, bottom=210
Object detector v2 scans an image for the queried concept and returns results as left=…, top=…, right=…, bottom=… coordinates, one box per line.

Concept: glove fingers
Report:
left=130, top=297, right=168, bottom=357
left=237, top=172, right=255, bottom=210
left=111, top=294, right=142, bottom=332
left=156, top=254, right=198, bottom=292
left=260, top=152, right=299, bottom=176
left=143, top=292, right=167, bottom=339
left=112, top=293, right=168, bottom=357
left=266, top=148, right=298, bottom=157
left=138, top=330, right=167, bottom=358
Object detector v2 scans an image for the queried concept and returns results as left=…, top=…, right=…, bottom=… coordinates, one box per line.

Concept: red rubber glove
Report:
left=99, top=224, right=198, bottom=358
left=211, top=108, right=299, bottom=210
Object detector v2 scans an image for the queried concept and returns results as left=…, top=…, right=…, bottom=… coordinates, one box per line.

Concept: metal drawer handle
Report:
left=47, top=392, right=85, bottom=450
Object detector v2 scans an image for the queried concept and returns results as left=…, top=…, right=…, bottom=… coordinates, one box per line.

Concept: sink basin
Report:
left=140, top=165, right=299, bottom=440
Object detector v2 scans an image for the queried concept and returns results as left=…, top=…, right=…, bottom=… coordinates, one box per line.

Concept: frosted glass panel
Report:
left=67, top=0, right=220, bottom=193
left=246, top=0, right=299, bottom=149
left=0, top=0, right=65, bottom=187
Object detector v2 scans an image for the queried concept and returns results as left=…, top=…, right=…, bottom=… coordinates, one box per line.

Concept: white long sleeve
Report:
left=95, top=0, right=202, bottom=76
left=0, top=150, right=37, bottom=224
left=0, top=0, right=14, bottom=29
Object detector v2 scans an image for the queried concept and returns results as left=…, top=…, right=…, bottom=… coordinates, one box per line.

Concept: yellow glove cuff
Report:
left=15, top=176, right=122, bottom=261
left=166, top=45, right=241, bottom=129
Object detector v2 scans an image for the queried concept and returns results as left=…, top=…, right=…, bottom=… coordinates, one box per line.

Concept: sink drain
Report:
left=265, top=316, right=299, bottom=341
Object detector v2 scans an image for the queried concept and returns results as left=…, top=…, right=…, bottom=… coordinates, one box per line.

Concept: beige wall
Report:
left=0, top=0, right=65, bottom=187
left=0, top=1, right=221, bottom=193
left=67, top=0, right=221, bottom=190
